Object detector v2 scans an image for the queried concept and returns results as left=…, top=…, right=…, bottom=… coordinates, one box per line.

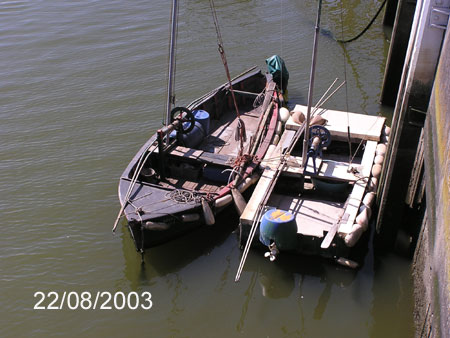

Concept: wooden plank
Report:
left=199, top=152, right=235, bottom=167
left=321, top=220, right=340, bottom=249
left=317, top=160, right=361, bottom=182
left=170, top=146, right=203, bottom=159
left=286, top=105, right=385, bottom=142
left=267, top=193, right=345, bottom=237
left=338, top=140, right=378, bottom=234
left=240, top=167, right=277, bottom=226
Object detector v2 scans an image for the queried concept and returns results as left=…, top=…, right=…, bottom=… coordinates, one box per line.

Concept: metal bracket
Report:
left=430, top=7, right=450, bottom=30
left=408, top=106, right=427, bottom=127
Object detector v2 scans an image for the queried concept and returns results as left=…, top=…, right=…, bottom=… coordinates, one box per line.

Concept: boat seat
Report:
left=164, top=146, right=236, bottom=168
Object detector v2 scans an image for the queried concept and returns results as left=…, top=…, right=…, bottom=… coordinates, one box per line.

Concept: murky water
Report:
left=1, top=0, right=413, bottom=336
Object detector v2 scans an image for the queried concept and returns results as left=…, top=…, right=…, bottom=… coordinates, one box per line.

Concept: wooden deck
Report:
left=286, top=104, right=386, bottom=142
left=240, top=106, right=386, bottom=240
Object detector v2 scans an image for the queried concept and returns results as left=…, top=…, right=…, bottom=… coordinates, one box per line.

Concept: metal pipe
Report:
left=165, top=0, right=178, bottom=126
left=302, top=0, right=323, bottom=167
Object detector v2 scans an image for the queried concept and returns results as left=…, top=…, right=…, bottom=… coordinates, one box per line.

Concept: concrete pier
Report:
left=415, top=26, right=450, bottom=338
left=377, top=0, right=450, bottom=335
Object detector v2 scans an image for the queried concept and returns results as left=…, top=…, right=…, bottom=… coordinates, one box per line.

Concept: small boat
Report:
left=117, top=66, right=282, bottom=252
left=238, top=104, right=388, bottom=268
left=114, top=0, right=289, bottom=253
left=234, top=0, right=388, bottom=280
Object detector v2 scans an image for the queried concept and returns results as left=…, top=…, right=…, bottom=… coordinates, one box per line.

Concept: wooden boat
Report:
left=118, top=67, right=282, bottom=252
left=239, top=104, right=388, bottom=268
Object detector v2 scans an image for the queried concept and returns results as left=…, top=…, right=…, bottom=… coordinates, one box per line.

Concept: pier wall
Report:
left=378, top=0, right=450, bottom=336
left=415, top=27, right=450, bottom=337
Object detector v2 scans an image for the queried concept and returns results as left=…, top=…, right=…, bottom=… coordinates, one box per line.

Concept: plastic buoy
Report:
left=336, top=257, right=359, bottom=269
left=383, top=125, right=391, bottom=136
left=202, top=199, right=215, bottom=225
left=276, top=121, right=283, bottom=135
left=358, top=204, right=372, bottom=220
left=344, top=223, right=364, bottom=247
left=369, top=177, right=378, bottom=192
left=272, top=134, right=280, bottom=146
left=372, top=164, right=382, bottom=178
left=237, top=173, right=259, bottom=193
left=363, top=192, right=376, bottom=208
left=259, top=209, right=297, bottom=250
left=356, top=208, right=370, bottom=230
left=374, top=154, right=384, bottom=165
left=376, top=143, right=387, bottom=156
left=215, top=194, right=233, bottom=208
left=231, top=188, right=247, bottom=216
left=181, top=213, right=200, bottom=222
left=292, top=111, right=305, bottom=124
left=143, top=221, right=170, bottom=231
left=279, top=107, right=290, bottom=123
left=310, top=115, right=327, bottom=126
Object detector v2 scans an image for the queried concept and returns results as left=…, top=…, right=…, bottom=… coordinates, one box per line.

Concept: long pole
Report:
left=302, top=0, right=323, bottom=167
left=165, top=0, right=178, bottom=126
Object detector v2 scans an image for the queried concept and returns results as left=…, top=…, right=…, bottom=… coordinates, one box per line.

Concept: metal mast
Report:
left=302, top=0, right=323, bottom=167
left=165, top=0, right=178, bottom=126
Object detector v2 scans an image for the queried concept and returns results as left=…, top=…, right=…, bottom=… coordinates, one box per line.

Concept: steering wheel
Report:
left=309, top=125, right=331, bottom=148
left=170, top=107, right=195, bottom=134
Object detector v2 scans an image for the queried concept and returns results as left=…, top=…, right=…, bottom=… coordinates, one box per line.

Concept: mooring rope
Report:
left=209, top=0, right=246, bottom=155
left=336, top=0, right=387, bottom=43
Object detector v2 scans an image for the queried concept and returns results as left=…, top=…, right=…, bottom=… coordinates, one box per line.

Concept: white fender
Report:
left=358, top=204, right=372, bottom=220
left=376, top=143, right=387, bottom=156
left=143, top=221, right=170, bottom=231
left=335, top=257, right=359, bottom=269
left=363, top=191, right=376, bottom=208
left=368, top=177, right=378, bottom=192
left=272, top=134, right=280, bottom=146
left=181, top=213, right=200, bottom=222
left=372, top=164, right=382, bottom=179
left=276, top=121, right=283, bottom=135
left=202, top=199, right=215, bottom=225
left=374, top=154, right=384, bottom=165
left=231, top=187, right=247, bottom=216
left=356, top=208, right=370, bottom=231
left=215, top=194, right=233, bottom=208
left=344, top=223, right=364, bottom=247
left=292, top=111, right=305, bottom=125
left=237, top=173, right=259, bottom=192
left=279, top=107, right=290, bottom=123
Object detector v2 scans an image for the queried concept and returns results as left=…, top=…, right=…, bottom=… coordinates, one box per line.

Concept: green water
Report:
left=0, top=0, right=413, bottom=336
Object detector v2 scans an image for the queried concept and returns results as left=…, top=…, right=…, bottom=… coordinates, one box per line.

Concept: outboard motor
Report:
left=259, top=209, right=297, bottom=261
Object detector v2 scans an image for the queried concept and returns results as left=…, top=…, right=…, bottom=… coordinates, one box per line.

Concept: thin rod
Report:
left=165, top=0, right=178, bottom=126
left=302, top=0, right=323, bottom=167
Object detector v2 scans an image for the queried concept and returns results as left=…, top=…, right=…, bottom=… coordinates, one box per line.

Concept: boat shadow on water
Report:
left=120, top=207, right=240, bottom=283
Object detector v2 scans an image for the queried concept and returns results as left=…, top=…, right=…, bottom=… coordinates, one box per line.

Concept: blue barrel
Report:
left=193, top=110, right=210, bottom=135
left=182, top=121, right=205, bottom=148
left=259, top=209, right=297, bottom=250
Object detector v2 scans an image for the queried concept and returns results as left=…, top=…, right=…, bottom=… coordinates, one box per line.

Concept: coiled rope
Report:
left=166, top=189, right=204, bottom=204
